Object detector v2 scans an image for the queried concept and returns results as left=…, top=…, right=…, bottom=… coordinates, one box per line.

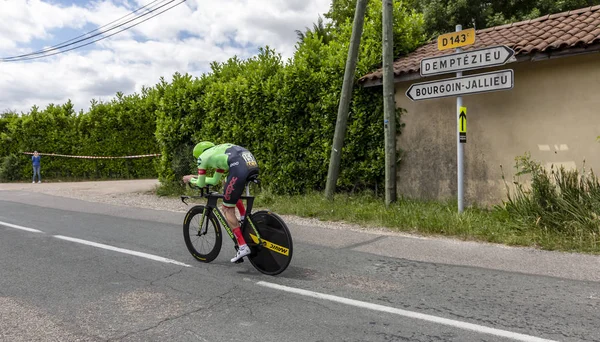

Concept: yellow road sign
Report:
left=438, top=28, right=476, bottom=51
left=459, top=107, right=467, bottom=133
left=459, top=106, right=467, bottom=143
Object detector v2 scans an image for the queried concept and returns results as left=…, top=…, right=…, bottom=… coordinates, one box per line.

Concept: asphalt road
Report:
left=1, top=191, right=599, bottom=342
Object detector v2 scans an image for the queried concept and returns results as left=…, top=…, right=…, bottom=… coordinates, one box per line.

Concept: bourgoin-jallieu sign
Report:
left=406, top=69, right=514, bottom=101
left=420, top=45, right=515, bottom=77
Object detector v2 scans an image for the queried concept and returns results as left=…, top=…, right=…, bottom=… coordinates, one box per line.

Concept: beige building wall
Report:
left=394, top=53, right=600, bottom=206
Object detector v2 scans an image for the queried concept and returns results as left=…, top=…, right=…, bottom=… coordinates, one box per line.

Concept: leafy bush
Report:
left=1, top=1, right=426, bottom=191
left=0, top=94, right=159, bottom=181
left=0, top=153, right=26, bottom=182
left=497, top=153, right=600, bottom=237
left=154, top=1, right=426, bottom=195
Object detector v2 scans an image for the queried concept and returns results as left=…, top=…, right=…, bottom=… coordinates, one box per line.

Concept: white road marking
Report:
left=0, top=220, right=44, bottom=233
left=1, top=220, right=192, bottom=267
left=54, top=235, right=192, bottom=267
left=256, top=281, right=557, bottom=342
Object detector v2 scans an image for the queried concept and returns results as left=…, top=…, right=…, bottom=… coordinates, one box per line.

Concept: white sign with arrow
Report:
left=420, top=45, right=515, bottom=77
left=403, top=26, right=518, bottom=214
left=406, top=69, right=514, bottom=101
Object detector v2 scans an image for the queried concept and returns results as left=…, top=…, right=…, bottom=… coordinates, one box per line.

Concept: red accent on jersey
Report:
left=216, top=169, right=225, bottom=173
left=198, top=169, right=206, bottom=175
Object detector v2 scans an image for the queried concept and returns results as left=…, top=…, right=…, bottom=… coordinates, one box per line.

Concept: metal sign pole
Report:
left=456, top=24, right=464, bottom=213
left=409, top=26, right=515, bottom=213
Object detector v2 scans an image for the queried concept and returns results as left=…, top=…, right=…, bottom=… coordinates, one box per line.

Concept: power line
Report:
left=1, top=0, right=179, bottom=62
left=2, top=0, right=167, bottom=60
left=1, top=0, right=187, bottom=62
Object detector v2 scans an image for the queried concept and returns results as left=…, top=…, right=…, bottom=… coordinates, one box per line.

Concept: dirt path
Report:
left=0, top=179, right=160, bottom=194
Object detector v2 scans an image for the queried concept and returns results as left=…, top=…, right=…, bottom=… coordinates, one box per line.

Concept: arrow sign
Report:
left=421, top=45, right=515, bottom=77
left=459, top=107, right=467, bottom=143
left=406, top=69, right=514, bottom=101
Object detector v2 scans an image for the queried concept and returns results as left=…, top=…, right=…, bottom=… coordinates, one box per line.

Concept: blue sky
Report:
left=1, top=0, right=330, bottom=113
left=21, top=24, right=99, bottom=56
left=13, top=0, right=177, bottom=57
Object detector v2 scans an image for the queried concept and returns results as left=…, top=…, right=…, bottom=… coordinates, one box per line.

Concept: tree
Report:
left=295, top=15, right=333, bottom=45
left=325, top=0, right=600, bottom=40
left=324, top=0, right=357, bottom=29
left=0, top=110, right=18, bottom=119
left=417, top=0, right=600, bottom=38
left=325, top=0, right=421, bottom=29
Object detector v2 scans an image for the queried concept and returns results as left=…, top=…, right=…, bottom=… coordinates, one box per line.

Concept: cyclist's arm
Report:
left=191, top=169, right=223, bottom=187
left=205, top=169, right=224, bottom=186
left=190, top=167, right=224, bottom=188
left=190, top=168, right=208, bottom=188
left=189, top=154, right=227, bottom=188
left=190, top=156, right=209, bottom=188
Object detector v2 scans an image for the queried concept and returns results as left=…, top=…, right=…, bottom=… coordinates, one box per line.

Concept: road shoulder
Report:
left=1, top=179, right=599, bottom=282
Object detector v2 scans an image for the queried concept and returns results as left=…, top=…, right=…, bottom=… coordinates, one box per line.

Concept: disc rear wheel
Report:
left=243, top=210, right=293, bottom=275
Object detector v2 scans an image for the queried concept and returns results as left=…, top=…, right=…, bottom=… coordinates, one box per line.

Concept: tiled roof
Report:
left=359, top=5, right=600, bottom=85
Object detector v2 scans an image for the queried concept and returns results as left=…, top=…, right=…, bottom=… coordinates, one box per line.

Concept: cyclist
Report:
left=182, top=141, right=259, bottom=263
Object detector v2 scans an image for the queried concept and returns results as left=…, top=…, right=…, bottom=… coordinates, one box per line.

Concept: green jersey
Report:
left=191, top=143, right=257, bottom=188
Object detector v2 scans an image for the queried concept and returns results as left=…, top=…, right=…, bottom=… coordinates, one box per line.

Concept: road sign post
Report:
left=455, top=25, right=465, bottom=213
left=406, top=24, right=515, bottom=213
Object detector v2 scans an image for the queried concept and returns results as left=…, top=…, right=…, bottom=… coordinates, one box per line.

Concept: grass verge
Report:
left=254, top=190, right=599, bottom=254
left=154, top=153, right=600, bottom=255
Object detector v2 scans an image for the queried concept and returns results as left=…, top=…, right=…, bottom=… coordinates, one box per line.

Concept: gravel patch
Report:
left=1, top=181, right=423, bottom=238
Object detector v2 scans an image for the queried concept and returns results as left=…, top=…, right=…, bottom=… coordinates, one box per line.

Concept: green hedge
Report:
left=155, top=1, right=425, bottom=194
left=1, top=0, right=425, bottom=192
left=0, top=92, right=159, bottom=182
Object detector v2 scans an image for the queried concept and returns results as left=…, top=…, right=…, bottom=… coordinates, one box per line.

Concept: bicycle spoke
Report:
left=183, top=205, right=222, bottom=263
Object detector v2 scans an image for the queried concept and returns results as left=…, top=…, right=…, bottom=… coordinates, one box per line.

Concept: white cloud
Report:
left=0, top=0, right=89, bottom=50
left=0, top=0, right=331, bottom=113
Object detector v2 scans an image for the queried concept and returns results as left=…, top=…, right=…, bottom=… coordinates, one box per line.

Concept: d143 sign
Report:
left=437, top=28, right=475, bottom=51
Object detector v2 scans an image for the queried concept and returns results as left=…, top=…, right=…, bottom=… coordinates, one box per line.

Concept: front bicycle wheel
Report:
left=183, top=205, right=222, bottom=263
left=243, top=210, right=293, bottom=275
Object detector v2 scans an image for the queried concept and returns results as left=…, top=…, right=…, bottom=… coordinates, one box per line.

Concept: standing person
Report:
left=32, top=151, right=41, bottom=183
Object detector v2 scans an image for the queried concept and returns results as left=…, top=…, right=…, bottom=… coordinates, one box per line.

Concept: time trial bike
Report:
left=181, top=175, right=293, bottom=275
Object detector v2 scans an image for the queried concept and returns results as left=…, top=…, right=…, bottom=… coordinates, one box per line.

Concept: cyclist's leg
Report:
left=222, top=160, right=251, bottom=262
left=222, top=169, right=245, bottom=232
left=236, top=199, right=246, bottom=221
left=224, top=154, right=258, bottom=227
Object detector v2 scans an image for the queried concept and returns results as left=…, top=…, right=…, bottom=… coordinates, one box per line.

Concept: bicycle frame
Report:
left=182, top=184, right=291, bottom=257
left=182, top=184, right=263, bottom=246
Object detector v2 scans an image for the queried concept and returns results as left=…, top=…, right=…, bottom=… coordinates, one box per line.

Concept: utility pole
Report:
left=382, top=0, right=396, bottom=205
left=324, top=0, right=369, bottom=200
